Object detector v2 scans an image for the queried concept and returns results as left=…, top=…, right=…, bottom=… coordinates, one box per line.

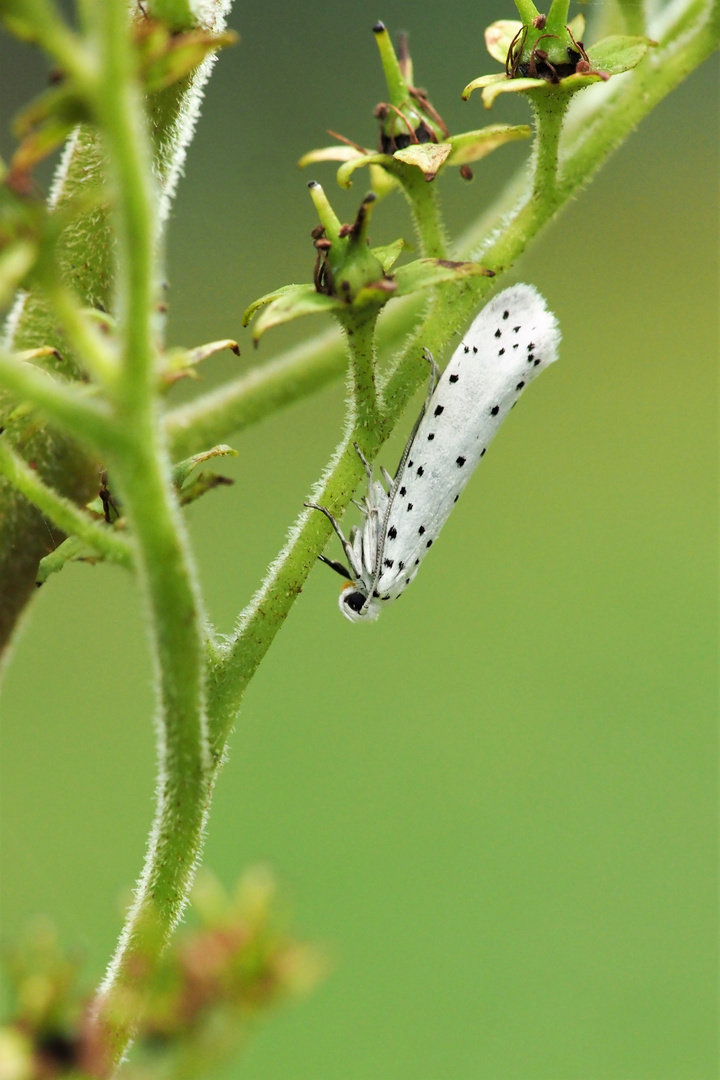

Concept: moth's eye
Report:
left=342, top=590, right=367, bottom=614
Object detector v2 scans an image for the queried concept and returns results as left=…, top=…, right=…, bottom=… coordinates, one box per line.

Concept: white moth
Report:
left=308, top=283, right=561, bottom=622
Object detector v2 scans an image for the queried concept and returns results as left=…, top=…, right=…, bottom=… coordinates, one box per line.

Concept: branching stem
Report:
left=0, top=436, right=133, bottom=569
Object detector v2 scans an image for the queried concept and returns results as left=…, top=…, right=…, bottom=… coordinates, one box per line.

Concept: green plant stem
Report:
left=82, top=3, right=211, bottom=1071
left=6, top=0, right=93, bottom=84
left=0, top=348, right=119, bottom=452
left=44, top=279, right=119, bottom=388
left=91, top=435, right=211, bottom=1073
left=338, top=308, right=382, bottom=433
left=397, top=165, right=447, bottom=258
left=530, top=93, right=568, bottom=201
left=617, top=0, right=646, bottom=36
left=558, top=0, right=717, bottom=194
left=0, top=437, right=133, bottom=568
left=96, top=2, right=157, bottom=402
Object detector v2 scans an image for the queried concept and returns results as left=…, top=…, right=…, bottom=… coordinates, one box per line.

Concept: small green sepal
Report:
left=172, top=445, right=237, bottom=507
left=135, top=20, right=237, bottom=95
left=160, top=339, right=240, bottom=389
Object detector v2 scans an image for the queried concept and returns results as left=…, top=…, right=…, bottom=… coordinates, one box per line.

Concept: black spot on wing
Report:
left=434, top=405, right=444, bottom=417
left=384, top=558, right=394, bottom=569
left=449, top=373, right=459, bottom=384
left=494, top=329, right=501, bottom=339
left=418, top=525, right=425, bottom=535
left=490, top=405, right=500, bottom=416
left=456, top=456, right=466, bottom=467
left=426, top=539, right=433, bottom=548
left=426, top=433, right=434, bottom=441
left=516, top=381, right=525, bottom=390
left=417, top=466, right=424, bottom=476
left=503, top=310, right=509, bottom=320
left=498, top=348, right=505, bottom=356
left=399, top=486, right=406, bottom=497
left=388, top=525, right=397, bottom=539
left=407, top=503, right=413, bottom=511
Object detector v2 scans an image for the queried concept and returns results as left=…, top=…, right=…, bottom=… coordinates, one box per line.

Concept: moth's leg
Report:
left=352, top=442, right=373, bottom=482
left=305, top=502, right=361, bottom=577
left=380, top=465, right=394, bottom=491
left=318, top=554, right=352, bottom=581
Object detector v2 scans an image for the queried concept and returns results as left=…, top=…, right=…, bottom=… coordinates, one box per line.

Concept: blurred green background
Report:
left=1, top=3, right=717, bottom=1078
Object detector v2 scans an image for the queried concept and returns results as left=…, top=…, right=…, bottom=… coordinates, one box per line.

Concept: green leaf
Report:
left=447, top=124, right=531, bottom=165
left=568, top=14, right=586, bottom=44
left=482, top=76, right=547, bottom=108
left=140, top=27, right=238, bottom=95
left=242, top=284, right=316, bottom=327
left=393, top=142, right=452, bottom=178
left=586, top=35, right=652, bottom=75
left=392, top=258, right=493, bottom=297
left=336, top=152, right=395, bottom=189
left=0, top=239, right=37, bottom=307
left=297, top=145, right=362, bottom=168
left=11, top=85, right=88, bottom=179
left=485, top=20, right=523, bottom=64
left=172, top=444, right=237, bottom=487
left=461, top=73, right=505, bottom=101
left=161, top=339, right=240, bottom=388
left=250, top=289, right=340, bottom=343
left=371, top=238, right=408, bottom=273
left=36, top=536, right=97, bottom=584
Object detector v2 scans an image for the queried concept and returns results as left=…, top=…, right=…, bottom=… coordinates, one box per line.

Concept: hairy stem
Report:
left=0, top=436, right=133, bottom=568
left=82, top=2, right=211, bottom=1070
left=91, top=434, right=210, bottom=1073
left=339, top=308, right=383, bottom=433
left=398, top=165, right=448, bottom=258
left=530, top=94, right=568, bottom=201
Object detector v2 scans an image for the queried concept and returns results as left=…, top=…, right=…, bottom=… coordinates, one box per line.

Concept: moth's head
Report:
left=338, top=583, right=381, bottom=623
